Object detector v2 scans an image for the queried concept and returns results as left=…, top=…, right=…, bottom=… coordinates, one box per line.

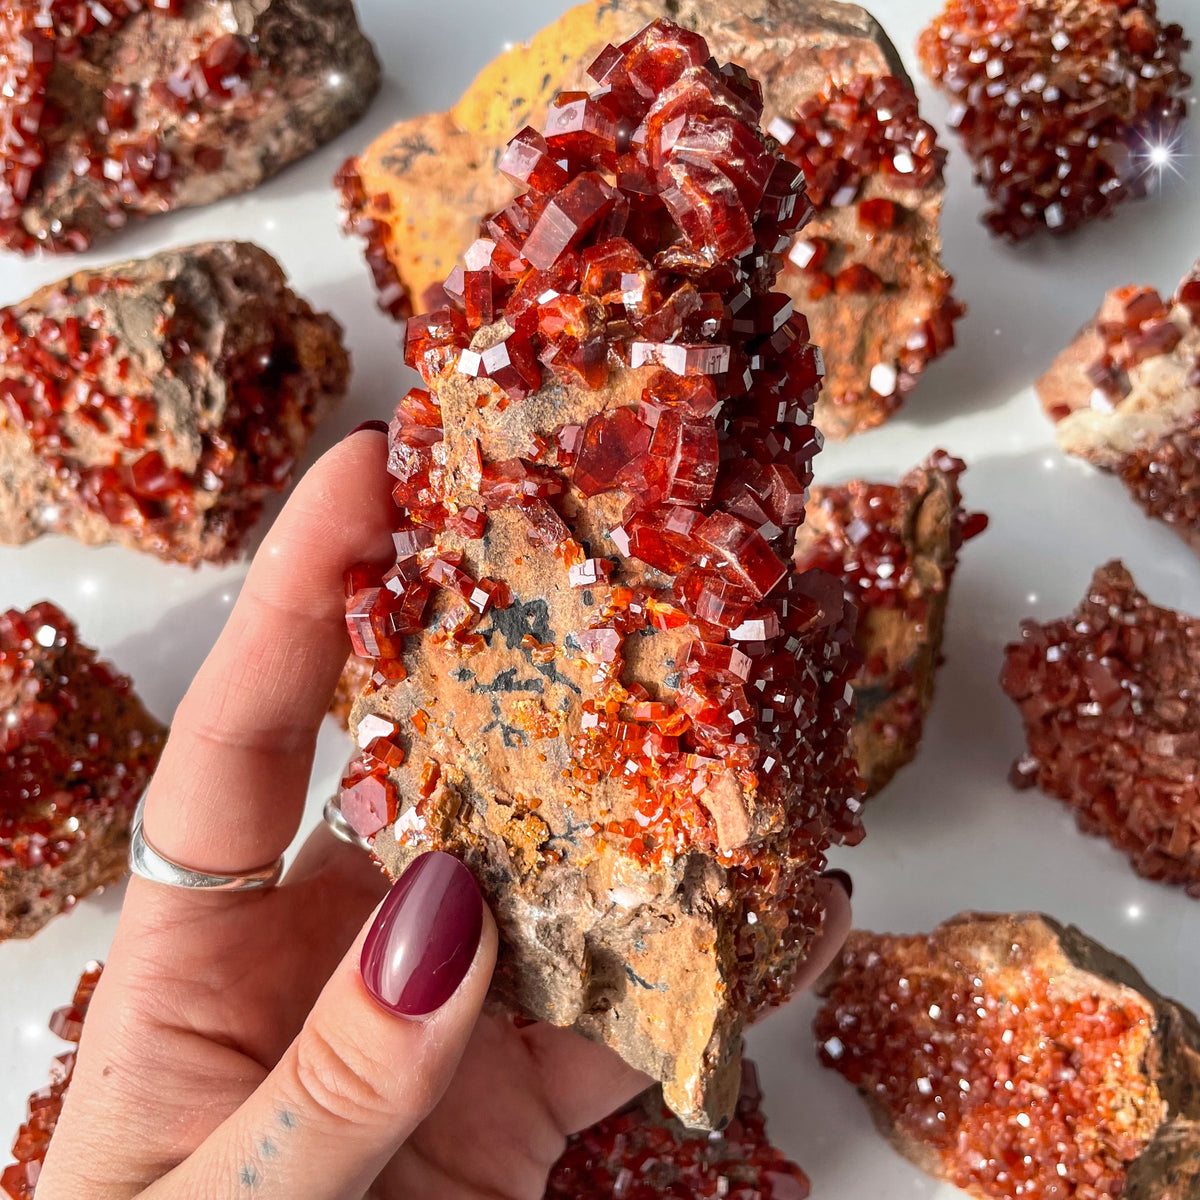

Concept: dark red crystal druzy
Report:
left=343, top=19, right=863, bottom=1010
left=816, top=923, right=1160, bottom=1200
left=545, top=1061, right=810, bottom=1200
left=1, top=603, right=164, bottom=878
left=1001, top=561, right=1200, bottom=895
left=918, top=0, right=1191, bottom=241
left=1, top=963, right=101, bottom=1200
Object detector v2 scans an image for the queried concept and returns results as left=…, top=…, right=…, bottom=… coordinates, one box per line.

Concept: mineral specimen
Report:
left=816, top=913, right=1200, bottom=1200
left=0, top=0, right=380, bottom=254
left=336, top=0, right=961, bottom=439
left=340, top=19, right=863, bottom=1127
left=545, top=1061, right=811, bottom=1199
left=918, top=0, right=1191, bottom=242
left=1, top=602, right=165, bottom=941
left=1, top=963, right=101, bottom=1199
left=1002, top=561, right=1200, bottom=895
left=0, top=242, right=349, bottom=564
left=1038, top=262, right=1200, bottom=555
left=796, top=453, right=987, bottom=797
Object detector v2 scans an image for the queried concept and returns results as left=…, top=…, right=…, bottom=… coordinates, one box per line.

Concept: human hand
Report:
left=36, top=427, right=852, bottom=1200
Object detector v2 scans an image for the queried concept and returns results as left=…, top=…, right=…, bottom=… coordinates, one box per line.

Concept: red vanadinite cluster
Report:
left=0, top=603, right=163, bottom=873
left=816, top=930, right=1158, bottom=1200
left=0, top=279, right=320, bottom=559
left=545, top=1062, right=810, bottom=1200
left=1, top=963, right=101, bottom=1200
left=341, top=20, right=863, bottom=878
left=0, top=0, right=255, bottom=253
left=918, top=0, right=1191, bottom=241
left=1002, top=561, right=1200, bottom=895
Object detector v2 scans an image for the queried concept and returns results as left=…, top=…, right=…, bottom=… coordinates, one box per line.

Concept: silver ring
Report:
left=323, top=795, right=372, bottom=853
left=129, top=798, right=283, bottom=892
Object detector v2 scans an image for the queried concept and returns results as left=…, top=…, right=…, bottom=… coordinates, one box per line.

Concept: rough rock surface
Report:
left=337, top=0, right=961, bottom=439
left=1002, top=560, right=1200, bottom=896
left=0, top=241, right=349, bottom=564
left=816, top=913, right=1200, bottom=1200
left=1, top=605, right=165, bottom=942
left=338, top=20, right=863, bottom=1128
left=545, top=1060, right=811, bottom=1198
left=796, top=453, right=986, bottom=797
left=1, top=963, right=101, bottom=1199
left=0, top=0, right=380, bottom=254
left=1038, top=264, right=1200, bottom=556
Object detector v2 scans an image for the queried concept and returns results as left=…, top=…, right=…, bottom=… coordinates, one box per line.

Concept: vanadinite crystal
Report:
left=1, top=963, right=101, bottom=1199
left=1001, top=561, right=1200, bottom=896
left=0, top=0, right=379, bottom=254
left=337, top=0, right=964, bottom=441
left=544, top=1061, right=811, bottom=1200
left=340, top=18, right=862, bottom=1127
left=0, top=242, right=348, bottom=564
left=918, top=0, right=1191, bottom=242
left=774, top=74, right=965, bottom=438
left=1038, top=261, right=1200, bottom=557
left=815, top=914, right=1200, bottom=1200
left=796, top=452, right=987, bottom=798
left=1, top=604, right=165, bottom=941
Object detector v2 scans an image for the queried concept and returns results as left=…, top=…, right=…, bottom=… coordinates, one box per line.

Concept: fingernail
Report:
left=345, top=419, right=389, bottom=439
left=822, top=869, right=853, bottom=900
left=360, top=852, right=483, bottom=1017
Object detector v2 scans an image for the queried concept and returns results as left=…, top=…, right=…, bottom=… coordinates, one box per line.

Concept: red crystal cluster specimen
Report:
left=335, top=160, right=413, bottom=319
left=768, top=73, right=964, bottom=437
left=1, top=603, right=165, bottom=938
left=1001, top=561, right=1200, bottom=895
left=1, top=963, right=101, bottom=1199
left=545, top=1061, right=810, bottom=1200
left=346, top=18, right=862, bottom=876
left=815, top=916, right=1171, bottom=1200
left=796, top=453, right=987, bottom=797
left=0, top=244, right=348, bottom=563
left=918, top=0, right=1191, bottom=241
left=0, top=0, right=379, bottom=254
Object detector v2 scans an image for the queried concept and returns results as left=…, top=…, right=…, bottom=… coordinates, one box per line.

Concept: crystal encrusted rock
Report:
left=796, top=453, right=987, bottom=798
left=545, top=1061, right=811, bottom=1199
left=918, top=0, right=1191, bottom=242
left=0, top=0, right=380, bottom=254
left=340, top=19, right=862, bottom=1128
left=1038, top=261, right=1200, bottom=556
left=816, top=913, right=1200, bottom=1200
left=1, top=962, right=101, bottom=1199
left=1001, top=561, right=1200, bottom=896
left=0, top=242, right=348, bottom=564
left=1, top=604, right=165, bottom=941
left=337, top=0, right=962, bottom=440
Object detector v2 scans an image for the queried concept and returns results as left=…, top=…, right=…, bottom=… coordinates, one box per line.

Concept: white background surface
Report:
left=1, top=0, right=1198, bottom=1194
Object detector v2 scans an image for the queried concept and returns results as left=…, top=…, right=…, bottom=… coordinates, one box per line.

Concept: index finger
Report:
left=143, top=427, right=394, bottom=875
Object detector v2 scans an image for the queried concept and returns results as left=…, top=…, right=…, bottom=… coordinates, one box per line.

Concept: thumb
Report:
left=144, top=851, right=497, bottom=1200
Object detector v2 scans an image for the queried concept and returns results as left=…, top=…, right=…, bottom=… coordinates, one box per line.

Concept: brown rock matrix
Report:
left=335, top=0, right=962, bottom=439
left=816, top=913, right=1200, bottom=1200
left=918, top=0, right=1191, bottom=242
left=2, top=963, right=102, bottom=1199
left=1002, top=561, right=1200, bottom=896
left=1, top=605, right=164, bottom=941
left=338, top=20, right=863, bottom=1127
left=545, top=1061, right=811, bottom=1199
left=0, top=0, right=380, bottom=254
left=1038, top=263, right=1200, bottom=556
left=796, top=452, right=987, bottom=797
left=0, top=241, right=349, bottom=564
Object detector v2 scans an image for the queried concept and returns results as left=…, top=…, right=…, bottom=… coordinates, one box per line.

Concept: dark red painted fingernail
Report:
left=360, top=852, right=483, bottom=1017
left=822, top=869, right=853, bottom=900
left=346, top=419, right=389, bottom=439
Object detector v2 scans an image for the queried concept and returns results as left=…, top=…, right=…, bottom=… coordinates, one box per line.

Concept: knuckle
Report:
left=291, top=1024, right=396, bottom=1128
